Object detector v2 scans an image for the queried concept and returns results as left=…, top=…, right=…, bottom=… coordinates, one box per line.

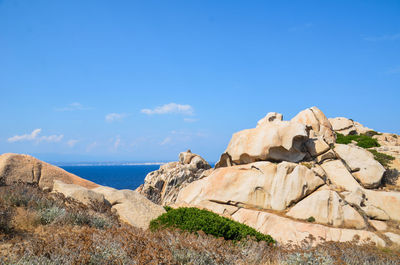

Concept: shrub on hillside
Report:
left=336, top=133, right=380, bottom=148
left=150, top=207, right=275, bottom=244
left=368, top=149, right=395, bottom=168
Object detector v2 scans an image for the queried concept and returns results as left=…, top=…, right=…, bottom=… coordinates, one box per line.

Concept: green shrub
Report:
left=150, top=207, right=274, bottom=244
left=368, top=150, right=395, bottom=168
left=335, top=133, right=380, bottom=149
left=164, top=205, right=173, bottom=212
left=39, top=206, right=66, bottom=225
left=306, top=216, right=315, bottom=223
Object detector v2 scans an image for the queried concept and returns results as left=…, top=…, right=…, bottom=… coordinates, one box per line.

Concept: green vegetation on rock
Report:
left=336, top=133, right=380, bottom=148
left=368, top=149, right=395, bottom=168
left=150, top=207, right=275, bottom=244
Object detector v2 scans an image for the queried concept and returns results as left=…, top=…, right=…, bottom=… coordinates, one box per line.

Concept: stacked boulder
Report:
left=170, top=107, right=400, bottom=246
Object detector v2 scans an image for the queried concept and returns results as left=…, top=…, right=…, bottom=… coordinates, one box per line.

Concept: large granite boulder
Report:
left=334, top=144, right=385, bottom=188
left=53, top=180, right=106, bottom=205
left=176, top=161, right=324, bottom=211
left=137, top=150, right=211, bottom=205
left=320, top=160, right=362, bottom=192
left=215, top=114, right=309, bottom=167
left=286, top=189, right=366, bottom=229
left=291, top=106, right=336, bottom=145
left=329, top=117, right=371, bottom=135
left=0, top=153, right=98, bottom=189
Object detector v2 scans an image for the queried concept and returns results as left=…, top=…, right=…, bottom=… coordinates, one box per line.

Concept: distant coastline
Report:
left=54, top=161, right=167, bottom=167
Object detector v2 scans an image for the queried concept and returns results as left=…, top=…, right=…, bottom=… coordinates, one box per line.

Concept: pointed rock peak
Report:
left=257, top=112, right=283, bottom=127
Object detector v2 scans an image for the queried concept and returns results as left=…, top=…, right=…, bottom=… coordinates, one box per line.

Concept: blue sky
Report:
left=0, top=0, right=399, bottom=163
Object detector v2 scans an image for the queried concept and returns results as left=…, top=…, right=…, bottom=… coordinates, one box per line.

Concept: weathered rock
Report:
left=306, top=137, right=330, bottom=157
left=53, top=180, right=106, bottom=205
left=137, top=151, right=211, bottom=205
left=369, top=220, right=387, bottom=231
left=287, top=189, right=366, bottom=229
left=177, top=161, right=324, bottom=211
left=256, top=112, right=283, bottom=127
left=320, top=160, right=361, bottom=191
left=384, top=232, right=400, bottom=245
left=334, top=144, right=385, bottom=188
left=216, top=117, right=309, bottom=166
left=291, top=106, right=336, bottom=145
left=315, top=149, right=336, bottom=163
left=329, top=117, right=372, bottom=136
left=0, top=153, right=98, bottom=190
left=93, top=186, right=165, bottom=229
left=232, top=208, right=385, bottom=246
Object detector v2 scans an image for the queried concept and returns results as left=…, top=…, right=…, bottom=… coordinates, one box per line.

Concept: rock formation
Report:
left=169, top=106, right=400, bottom=246
left=0, top=153, right=165, bottom=230
left=137, top=150, right=211, bottom=205
left=0, top=153, right=98, bottom=189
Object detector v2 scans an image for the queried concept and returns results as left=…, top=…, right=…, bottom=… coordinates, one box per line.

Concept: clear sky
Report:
left=1, top=0, right=399, bottom=163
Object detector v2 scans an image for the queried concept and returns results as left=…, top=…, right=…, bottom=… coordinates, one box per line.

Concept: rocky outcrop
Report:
left=52, top=180, right=165, bottom=229
left=291, top=106, right=336, bottom=145
left=137, top=150, right=211, bottom=205
left=177, top=161, right=324, bottom=211
left=286, top=189, right=366, bottom=229
left=215, top=114, right=309, bottom=167
left=334, top=144, right=385, bottom=188
left=329, top=117, right=371, bottom=136
left=166, top=107, right=400, bottom=246
left=0, top=153, right=98, bottom=190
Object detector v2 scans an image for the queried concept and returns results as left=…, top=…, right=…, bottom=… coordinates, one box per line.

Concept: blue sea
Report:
left=59, top=164, right=162, bottom=190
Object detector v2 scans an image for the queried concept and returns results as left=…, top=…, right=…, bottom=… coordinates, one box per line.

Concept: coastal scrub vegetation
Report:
left=335, top=132, right=395, bottom=169
left=150, top=207, right=275, bottom=243
left=336, top=132, right=380, bottom=149
left=1, top=183, right=400, bottom=264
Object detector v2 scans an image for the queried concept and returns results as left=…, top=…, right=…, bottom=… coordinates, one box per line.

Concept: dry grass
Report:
left=1, top=183, right=400, bottom=264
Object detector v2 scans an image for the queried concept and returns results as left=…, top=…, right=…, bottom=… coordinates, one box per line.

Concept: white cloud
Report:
left=105, top=113, right=127, bottom=122
left=55, top=102, right=92, bottom=111
left=86, top=141, right=98, bottom=152
left=141, top=103, right=194, bottom=115
left=67, top=139, right=79, bottom=147
left=363, top=33, right=400, bottom=42
left=8, top=129, right=63, bottom=143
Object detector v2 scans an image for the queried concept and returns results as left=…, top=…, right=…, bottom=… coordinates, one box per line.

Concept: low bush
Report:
left=336, top=133, right=380, bottom=149
left=149, top=207, right=275, bottom=244
left=368, top=149, right=395, bottom=168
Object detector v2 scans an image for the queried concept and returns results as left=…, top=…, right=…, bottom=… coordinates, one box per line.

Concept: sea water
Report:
left=60, top=164, right=162, bottom=190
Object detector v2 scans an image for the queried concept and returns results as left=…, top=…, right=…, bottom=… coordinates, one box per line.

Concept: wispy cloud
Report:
left=114, top=136, right=121, bottom=149
left=55, top=102, right=92, bottom=111
left=160, top=137, right=172, bottom=145
left=8, top=129, right=63, bottom=143
left=363, top=33, right=400, bottom=42
left=289, top=23, right=313, bottom=32
left=67, top=139, right=79, bottom=147
left=105, top=113, right=127, bottom=123
left=141, top=103, right=194, bottom=115
left=86, top=141, right=98, bottom=152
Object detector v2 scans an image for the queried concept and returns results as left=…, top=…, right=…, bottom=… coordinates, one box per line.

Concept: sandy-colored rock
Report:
left=329, top=117, right=357, bottom=135
left=216, top=117, right=309, bottom=166
left=291, top=107, right=336, bottom=145
left=137, top=151, right=211, bottom=205
left=256, top=112, right=283, bottom=127
left=232, top=208, right=385, bottom=246
left=321, top=160, right=361, bottom=191
left=369, top=220, right=387, bottom=231
left=306, top=137, right=330, bottom=157
left=93, top=186, right=165, bottom=229
left=385, top=232, right=400, bottom=245
left=177, top=161, right=324, bottom=211
left=287, top=190, right=365, bottom=229
left=334, top=144, right=385, bottom=188
left=53, top=180, right=106, bottom=205
left=315, top=149, right=336, bottom=163
left=363, top=189, right=400, bottom=222
left=0, top=153, right=98, bottom=190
